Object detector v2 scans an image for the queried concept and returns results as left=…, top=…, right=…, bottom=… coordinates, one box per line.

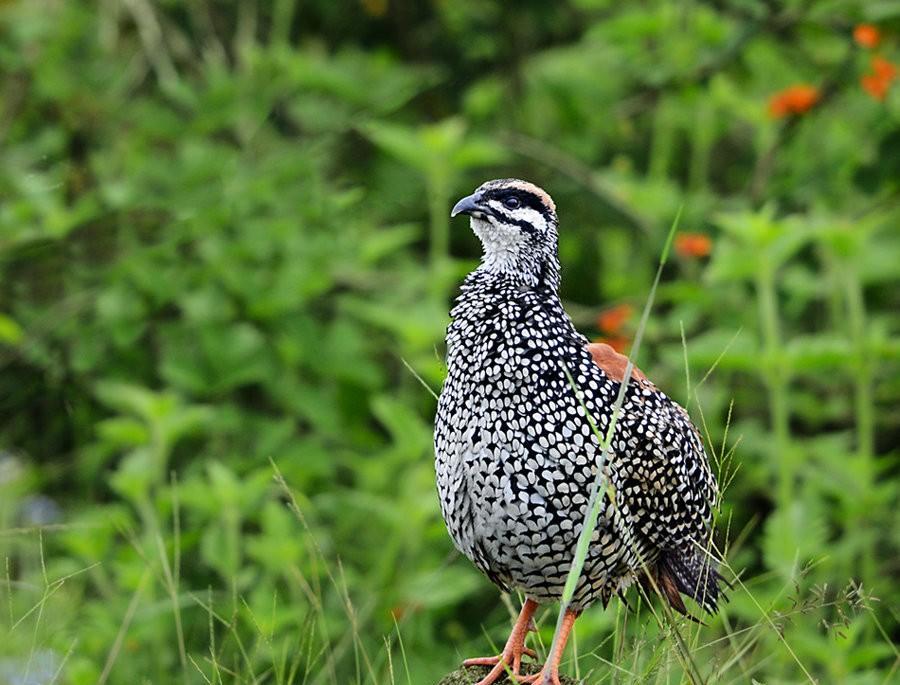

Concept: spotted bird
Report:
left=434, top=179, right=724, bottom=685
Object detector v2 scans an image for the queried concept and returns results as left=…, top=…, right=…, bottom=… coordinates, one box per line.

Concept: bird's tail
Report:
left=642, top=548, right=728, bottom=619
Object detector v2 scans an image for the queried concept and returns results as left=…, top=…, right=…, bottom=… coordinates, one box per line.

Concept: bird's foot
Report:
left=462, top=645, right=537, bottom=684
left=514, top=667, right=562, bottom=685
left=512, top=607, right=578, bottom=685
left=461, top=599, right=539, bottom=685
left=462, top=645, right=537, bottom=668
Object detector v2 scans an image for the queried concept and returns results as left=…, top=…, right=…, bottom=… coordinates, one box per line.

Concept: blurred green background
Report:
left=1, top=1, right=898, bottom=683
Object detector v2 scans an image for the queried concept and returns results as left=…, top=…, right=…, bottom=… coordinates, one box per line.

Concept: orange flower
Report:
left=862, top=74, right=890, bottom=100
left=593, top=336, right=629, bottom=354
left=768, top=84, right=820, bottom=118
left=597, top=304, right=633, bottom=333
left=853, top=24, right=881, bottom=49
left=389, top=602, right=420, bottom=620
left=873, top=56, right=898, bottom=81
left=861, top=56, right=898, bottom=101
left=675, top=233, right=712, bottom=259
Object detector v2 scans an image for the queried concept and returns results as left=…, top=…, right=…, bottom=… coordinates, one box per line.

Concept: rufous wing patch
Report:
left=586, top=342, right=647, bottom=383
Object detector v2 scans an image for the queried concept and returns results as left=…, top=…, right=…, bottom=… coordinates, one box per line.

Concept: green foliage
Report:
left=0, top=1, right=898, bottom=683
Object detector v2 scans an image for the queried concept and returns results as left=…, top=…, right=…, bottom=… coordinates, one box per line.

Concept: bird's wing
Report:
left=586, top=340, right=717, bottom=521
left=585, top=341, right=722, bottom=615
left=585, top=342, right=648, bottom=384
left=586, top=342, right=704, bottom=444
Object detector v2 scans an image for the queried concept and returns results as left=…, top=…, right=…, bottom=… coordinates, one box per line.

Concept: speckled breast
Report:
left=434, top=274, right=645, bottom=606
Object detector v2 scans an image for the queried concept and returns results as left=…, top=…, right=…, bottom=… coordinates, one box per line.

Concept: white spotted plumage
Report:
left=435, top=179, right=721, bottom=613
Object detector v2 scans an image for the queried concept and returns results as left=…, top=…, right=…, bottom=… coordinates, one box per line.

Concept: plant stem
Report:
left=688, top=98, right=713, bottom=195
left=756, top=263, right=792, bottom=510
left=427, top=173, right=450, bottom=297
left=845, top=271, right=874, bottom=459
left=844, top=267, right=875, bottom=583
left=649, top=99, right=674, bottom=180
left=270, top=0, right=297, bottom=46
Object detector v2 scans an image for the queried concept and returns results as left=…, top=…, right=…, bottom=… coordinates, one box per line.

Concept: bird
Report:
left=434, top=179, right=723, bottom=685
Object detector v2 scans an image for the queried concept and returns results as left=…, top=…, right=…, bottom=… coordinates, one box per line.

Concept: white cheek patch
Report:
left=512, top=207, right=546, bottom=231
left=469, top=202, right=549, bottom=276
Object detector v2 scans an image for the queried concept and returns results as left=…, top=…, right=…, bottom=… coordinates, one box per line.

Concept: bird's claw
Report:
left=463, top=644, right=537, bottom=683
left=464, top=646, right=538, bottom=665
left=462, top=646, right=537, bottom=667
left=460, top=599, right=541, bottom=685
left=514, top=669, right=562, bottom=685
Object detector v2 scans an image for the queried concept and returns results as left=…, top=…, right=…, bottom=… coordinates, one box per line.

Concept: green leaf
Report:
left=109, top=447, right=157, bottom=502
left=0, top=314, right=23, bottom=344
left=95, top=417, right=150, bottom=449
left=785, top=335, right=853, bottom=372
left=762, top=501, right=827, bottom=580
left=403, top=566, right=483, bottom=609
left=360, top=117, right=507, bottom=174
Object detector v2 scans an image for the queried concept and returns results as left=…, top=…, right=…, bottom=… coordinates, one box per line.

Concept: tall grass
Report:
left=0, top=450, right=895, bottom=684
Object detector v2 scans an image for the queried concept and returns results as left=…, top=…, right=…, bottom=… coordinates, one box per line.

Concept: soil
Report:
left=436, top=664, right=580, bottom=685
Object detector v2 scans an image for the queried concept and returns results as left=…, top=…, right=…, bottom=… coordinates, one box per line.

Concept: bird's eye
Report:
left=503, top=197, right=521, bottom=209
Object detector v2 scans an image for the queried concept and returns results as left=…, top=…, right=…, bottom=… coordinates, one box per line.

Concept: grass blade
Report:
left=544, top=209, right=683, bottom=682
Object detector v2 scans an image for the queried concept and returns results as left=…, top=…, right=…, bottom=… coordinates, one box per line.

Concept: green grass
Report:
left=3, top=475, right=893, bottom=685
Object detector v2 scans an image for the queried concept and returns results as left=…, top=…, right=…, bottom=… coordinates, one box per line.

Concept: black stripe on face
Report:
left=491, top=208, right=539, bottom=234
left=483, top=186, right=555, bottom=220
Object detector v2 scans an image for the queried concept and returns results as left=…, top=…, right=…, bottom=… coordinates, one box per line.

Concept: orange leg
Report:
left=462, top=598, right=539, bottom=685
left=515, top=608, right=578, bottom=685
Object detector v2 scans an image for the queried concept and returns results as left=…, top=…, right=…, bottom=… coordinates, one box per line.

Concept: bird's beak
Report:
left=450, top=192, right=483, bottom=218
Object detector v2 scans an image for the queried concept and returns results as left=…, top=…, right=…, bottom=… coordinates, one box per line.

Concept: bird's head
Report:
left=451, top=178, right=560, bottom=289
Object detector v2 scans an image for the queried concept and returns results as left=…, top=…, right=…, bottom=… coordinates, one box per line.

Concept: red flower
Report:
left=768, top=84, right=820, bottom=118
left=862, top=74, right=890, bottom=100
left=853, top=24, right=881, bottom=49
left=389, top=602, right=421, bottom=620
left=861, top=56, right=898, bottom=101
left=675, top=233, right=713, bottom=259
left=873, top=56, right=898, bottom=81
left=597, top=304, right=633, bottom=334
